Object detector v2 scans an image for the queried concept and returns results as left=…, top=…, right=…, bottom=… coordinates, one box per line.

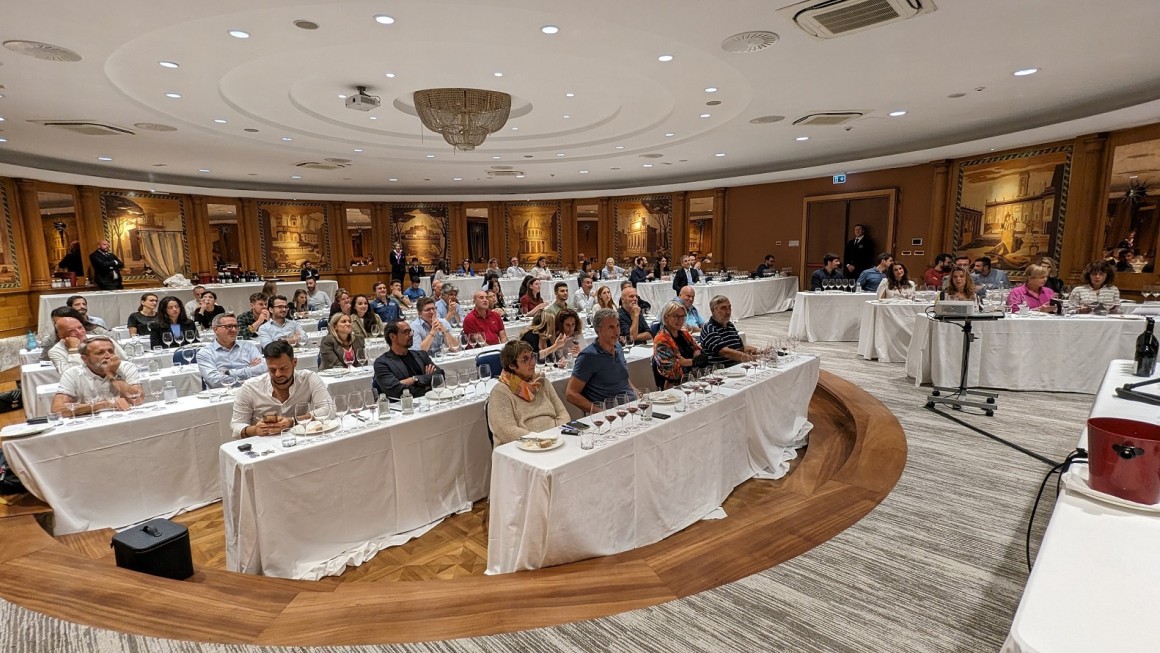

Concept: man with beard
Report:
left=229, top=340, right=332, bottom=438
left=373, top=319, right=444, bottom=399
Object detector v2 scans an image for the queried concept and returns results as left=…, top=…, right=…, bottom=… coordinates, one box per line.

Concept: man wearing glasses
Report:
left=258, top=295, right=306, bottom=347
left=197, top=313, right=267, bottom=389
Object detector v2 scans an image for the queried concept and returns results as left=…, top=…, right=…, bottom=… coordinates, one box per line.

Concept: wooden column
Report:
left=15, top=180, right=51, bottom=289
left=671, top=192, right=687, bottom=258
left=560, top=198, right=575, bottom=267
left=1061, top=133, right=1110, bottom=278
left=712, top=188, right=727, bottom=267
left=598, top=197, right=612, bottom=262
left=449, top=202, right=466, bottom=263
left=238, top=199, right=265, bottom=277
left=929, top=160, right=951, bottom=255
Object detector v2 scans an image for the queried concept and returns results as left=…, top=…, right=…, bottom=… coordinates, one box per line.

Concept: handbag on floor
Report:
left=111, top=518, right=194, bottom=580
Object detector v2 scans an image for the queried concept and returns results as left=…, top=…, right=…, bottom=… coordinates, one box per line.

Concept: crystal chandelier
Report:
left=413, top=88, right=512, bottom=151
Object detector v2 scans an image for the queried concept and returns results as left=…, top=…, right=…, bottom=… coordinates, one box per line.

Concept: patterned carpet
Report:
left=0, top=311, right=1087, bottom=652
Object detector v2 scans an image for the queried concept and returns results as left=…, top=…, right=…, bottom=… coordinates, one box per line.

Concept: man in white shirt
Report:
left=572, top=274, right=596, bottom=314
left=51, top=336, right=143, bottom=415
left=258, top=294, right=306, bottom=346
left=505, top=257, right=526, bottom=277
left=66, top=296, right=107, bottom=328
left=185, top=285, right=207, bottom=316
left=49, top=317, right=126, bottom=373
left=197, top=313, right=267, bottom=389
left=305, top=277, right=331, bottom=311
left=230, top=340, right=333, bottom=438
left=600, top=257, right=625, bottom=280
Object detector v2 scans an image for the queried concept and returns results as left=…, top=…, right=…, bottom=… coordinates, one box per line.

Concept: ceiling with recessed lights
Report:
left=1, top=0, right=1160, bottom=200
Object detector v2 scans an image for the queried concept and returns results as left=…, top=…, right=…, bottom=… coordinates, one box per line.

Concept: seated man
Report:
left=700, top=295, right=759, bottom=368
left=51, top=336, right=143, bottom=416
left=370, top=281, right=402, bottom=323
left=435, top=284, right=467, bottom=326
left=463, top=290, right=507, bottom=345
left=389, top=279, right=412, bottom=309
left=229, top=340, right=333, bottom=438
left=856, top=253, right=893, bottom=292
left=410, top=297, right=453, bottom=354
left=305, top=277, right=332, bottom=311
left=971, top=256, right=1011, bottom=289
left=258, top=295, right=306, bottom=347
left=197, top=313, right=268, bottom=389
left=571, top=274, right=596, bottom=314
left=49, top=317, right=126, bottom=373
left=66, top=295, right=108, bottom=328
left=236, top=292, right=269, bottom=341
left=184, top=285, right=206, bottom=317
left=618, top=286, right=652, bottom=343
left=676, top=285, right=705, bottom=334
left=403, top=277, right=426, bottom=303
left=545, top=281, right=570, bottom=316
left=810, top=254, right=843, bottom=291
left=923, top=253, right=953, bottom=289
left=621, top=279, right=651, bottom=313
left=505, top=256, right=526, bottom=277
left=566, top=308, right=636, bottom=412
left=754, top=254, right=777, bottom=277
left=373, top=319, right=444, bottom=399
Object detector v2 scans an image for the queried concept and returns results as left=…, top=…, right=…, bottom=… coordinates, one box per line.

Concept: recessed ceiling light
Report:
left=642, top=164, right=653, bottom=168
left=389, top=178, right=398, bottom=182
left=515, top=174, right=525, bottom=178
left=353, top=148, right=363, bottom=152
left=0, top=138, right=7, bottom=143
left=563, top=115, right=570, bottom=119
left=164, top=92, right=182, bottom=98
left=699, top=113, right=711, bottom=118
left=228, top=30, right=250, bottom=39
left=159, top=61, right=179, bottom=69
left=198, top=169, right=210, bottom=173
left=374, top=15, right=395, bottom=24
left=492, top=155, right=501, bottom=159
left=658, top=54, right=674, bottom=62
left=795, top=136, right=809, bottom=141
left=281, top=136, right=292, bottom=141
left=291, top=175, right=302, bottom=179
left=579, top=170, right=589, bottom=174
left=213, top=119, right=227, bottom=124
left=541, top=25, right=559, bottom=34
left=97, top=156, right=112, bottom=161
left=511, top=127, right=519, bottom=131
left=1013, top=67, right=1039, bottom=76
left=369, top=115, right=378, bottom=120
left=338, top=94, right=347, bottom=99
left=493, top=72, right=503, bottom=77
left=704, top=87, right=718, bottom=93
left=384, top=72, right=396, bottom=78
left=426, top=154, right=435, bottom=158
left=888, top=110, right=907, bottom=117
left=453, top=177, right=462, bottom=181
left=611, top=167, right=621, bottom=170
left=615, top=145, right=624, bottom=150
left=715, top=152, right=726, bottom=157
left=565, top=92, right=575, bottom=98
left=664, top=132, right=675, bottom=137
left=556, top=153, right=565, bottom=157
left=0, top=116, right=5, bottom=122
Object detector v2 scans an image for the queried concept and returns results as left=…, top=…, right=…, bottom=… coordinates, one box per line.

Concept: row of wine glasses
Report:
left=820, top=279, right=858, bottom=292
left=429, top=364, right=494, bottom=405
left=160, top=331, right=199, bottom=348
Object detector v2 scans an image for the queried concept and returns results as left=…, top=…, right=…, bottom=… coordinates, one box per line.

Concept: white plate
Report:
left=517, top=437, right=564, bottom=452
left=1061, top=466, right=1160, bottom=512
left=427, top=387, right=465, bottom=400
left=318, top=368, right=349, bottom=377
left=0, top=423, right=55, bottom=438
left=196, top=389, right=230, bottom=399
left=289, top=419, right=341, bottom=436
left=650, top=392, right=681, bottom=405
left=722, top=368, right=746, bottom=378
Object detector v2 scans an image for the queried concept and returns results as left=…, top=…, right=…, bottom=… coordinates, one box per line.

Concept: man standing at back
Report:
left=89, top=239, right=124, bottom=290
left=389, top=242, right=407, bottom=284
left=844, top=224, right=875, bottom=279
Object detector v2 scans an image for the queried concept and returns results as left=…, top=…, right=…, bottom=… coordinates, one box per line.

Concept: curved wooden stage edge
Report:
left=0, top=371, right=906, bottom=646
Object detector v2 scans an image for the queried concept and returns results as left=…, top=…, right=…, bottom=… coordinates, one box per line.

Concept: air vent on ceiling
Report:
left=778, top=0, right=935, bottom=39
left=3, top=40, right=82, bottom=62
left=639, top=153, right=664, bottom=159
left=33, top=120, right=134, bottom=136
left=720, top=31, right=780, bottom=53
left=487, top=170, right=525, bottom=177
left=793, top=111, right=864, bottom=126
left=750, top=115, right=786, bottom=124
left=134, top=122, right=177, bottom=132
left=296, top=161, right=350, bottom=170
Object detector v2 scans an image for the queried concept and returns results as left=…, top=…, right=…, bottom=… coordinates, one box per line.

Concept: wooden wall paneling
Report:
left=598, top=197, right=612, bottom=262
left=929, top=161, right=951, bottom=257
left=370, top=202, right=388, bottom=269
left=14, top=179, right=49, bottom=289
left=1061, top=133, right=1110, bottom=279
left=238, top=199, right=266, bottom=277
left=560, top=199, right=575, bottom=267
left=76, top=186, right=104, bottom=275
left=713, top=188, right=727, bottom=269
left=449, top=202, right=465, bottom=264
left=187, top=195, right=211, bottom=276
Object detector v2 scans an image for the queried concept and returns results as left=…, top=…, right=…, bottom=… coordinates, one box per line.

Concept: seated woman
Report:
left=484, top=274, right=506, bottom=308
left=328, top=290, right=353, bottom=317
left=290, top=288, right=311, bottom=318
left=319, top=312, right=366, bottom=371
left=1039, top=257, right=1064, bottom=294
left=877, top=262, right=916, bottom=299
left=150, top=296, right=198, bottom=349
left=261, top=280, right=278, bottom=299
left=1006, top=263, right=1055, bottom=312
left=518, top=276, right=546, bottom=316
left=551, top=308, right=585, bottom=363
left=127, top=292, right=160, bottom=336
left=192, top=290, right=225, bottom=329
left=653, top=255, right=671, bottom=280
left=595, top=284, right=617, bottom=312
left=486, top=340, right=570, bottom=446
left=350, top=294, right=383, bottom=340
left=531, top=256, right=554, bottom=280
left=1070, top=261, right=1121, bottom=313
left=939, top=267, right=981, bottom=305
left=652, top=301, right=701, bottom=390
left=519, top=311, right=564, bottom=362
left=456, top=259, right=475, bottom=276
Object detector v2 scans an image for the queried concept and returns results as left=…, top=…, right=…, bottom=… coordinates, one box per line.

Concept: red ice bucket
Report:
left=1087, top=417, right=1160, bottom=505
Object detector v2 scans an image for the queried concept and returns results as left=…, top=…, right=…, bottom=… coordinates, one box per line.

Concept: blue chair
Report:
left=649, top=321, right=662, bottom=337
left=172, top=349, right=191, bottom=366
left=475, top=351, right=501, bottom=379
left=317, top=318, right=328, bottom=331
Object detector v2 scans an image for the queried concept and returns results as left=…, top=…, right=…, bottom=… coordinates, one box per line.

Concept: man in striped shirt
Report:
left=699, top=295, right=759, bottom=368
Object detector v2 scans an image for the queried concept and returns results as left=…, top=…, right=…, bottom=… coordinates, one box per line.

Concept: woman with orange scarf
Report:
left=652, top=300, right=701, bottom=389
left=486, top=340, right=571, bottom=446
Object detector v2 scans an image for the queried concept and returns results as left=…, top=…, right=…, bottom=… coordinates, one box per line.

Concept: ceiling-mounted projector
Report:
left=345, top=85, right=380, bottom=112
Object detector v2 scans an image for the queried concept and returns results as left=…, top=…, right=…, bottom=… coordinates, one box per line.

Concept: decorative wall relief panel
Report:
left=614, top=196, right=672, bottom=264
left=389, top=205, right=449, bottom=266
left=953, top=146, right=1072, bottom=274
left=258, top=201, right=331, bottom=273
left=505, top=202, right=562, bottom=266
left=100, top=192, right=190, bottom=280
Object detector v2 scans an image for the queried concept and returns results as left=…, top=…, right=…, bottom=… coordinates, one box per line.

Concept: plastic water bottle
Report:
left=377, top=394, right=391, bottom=421
left=163, top=381, right=178, bottom=404
left=1019, top=299, right=1029, bottom=316
left=147, top=359, right=160, bottom=375
left=401, top=388, right=414, bottom=415
left=25, top=330, right=37, bottom=351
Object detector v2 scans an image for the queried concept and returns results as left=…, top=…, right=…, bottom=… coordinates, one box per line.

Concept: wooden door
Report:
left=800, top=190, right=897, bottom=288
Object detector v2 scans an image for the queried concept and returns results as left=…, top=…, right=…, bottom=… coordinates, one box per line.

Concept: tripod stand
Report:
left=925, top=314, right=1001, bottom=415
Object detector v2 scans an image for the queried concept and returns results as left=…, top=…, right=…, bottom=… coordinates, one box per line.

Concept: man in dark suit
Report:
left=89, top=239, right=124, bottom=289
left=389, top=242, right=407, bottom=284
left=671, top=255, right=701, bottom=293
left=372, top=319, right=444, bottom=399
left=299, top=260, right=320, bottom=281
left=843, top=224, right=876, bottom=278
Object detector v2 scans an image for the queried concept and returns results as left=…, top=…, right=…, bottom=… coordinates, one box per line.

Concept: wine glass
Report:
left=446, top=370, right=461, bottom=405
left=637, top=391, right=652, bottom=424
left=346, top=392, right=364, bottom=429
left=148, top=378, right=164, bottom=410
left=681, top=373, right=696, bottom=410
left=356, top=348, right=368, bottom=367
left=431, top=373, right=446, bottom=402
left=589, top=405, right=606, bottom=443
left=219, top=374, right=237, bottom=400
left=181, top=348, right=195, bottom=366
left=332, top=394, right=349, bottom=434
left=294, top=401, right=313, bottom=435
left=602, top=399, right=620, bottom=441
left=161, top=332, right=173, bottom=348
left=615, top=393, right=630, bottom=434
left=123, top=387, right=141, bottom=413
left=186, top=330, right=198, bottom=345
left=478, top=364, right=492, bottom=391
left=65, top=400, right=80, bottom=422
left=623, top=393, right=639, bottom=432
left=362, top=389, right=377, bottom=422
left=467, top=368, right=480, bottom=398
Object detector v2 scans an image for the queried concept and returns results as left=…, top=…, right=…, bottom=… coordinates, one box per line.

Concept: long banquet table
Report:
left=788, top=291, right=877, bottom=342
left=1003, top=360, right=1160, bottom=652
left=636, top=276, right=796, bottom=320
left=905, top=313, right=1144, bottom=393
left=36, top=280, right=338, bottom=335
left=856, top=300, right=932, bottom=363
left=487, top=354, right=820, bottom=574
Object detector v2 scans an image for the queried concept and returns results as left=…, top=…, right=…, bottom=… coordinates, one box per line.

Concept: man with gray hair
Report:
left=566, top=307, right=636, bottom=412
left=48, top=316, right=127, bottom=373
left=435, top=283, right=466, bottom=326
left=51, top=336, right=143, bottom=415
left=700, top=295, right=759, bottom=368
left=197, top=313, right=267, bottom=389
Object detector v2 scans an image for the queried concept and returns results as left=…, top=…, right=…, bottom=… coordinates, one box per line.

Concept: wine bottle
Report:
left=1134, top=317, right=1158, bottom=377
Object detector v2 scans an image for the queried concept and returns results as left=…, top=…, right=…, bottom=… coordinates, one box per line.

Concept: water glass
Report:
left=580, top=428, right=595, bottom=450
left=47, top=412, right=62, bottom=427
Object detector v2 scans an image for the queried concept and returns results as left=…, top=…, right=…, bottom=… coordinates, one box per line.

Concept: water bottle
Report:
left=25, top=330, right=37, bottom=351
left=147, top=359, right=160, bottom=375
left=377, top=393, right=391, bottom=421
left=163, top=380, right=178, bottom=404
left=400, top=388, right=414, bottom=415
left=1018, top=299, right=1029, bottom=316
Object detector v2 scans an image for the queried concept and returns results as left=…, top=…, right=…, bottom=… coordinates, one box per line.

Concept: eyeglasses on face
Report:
left=216, top=324, right=239, bottom=330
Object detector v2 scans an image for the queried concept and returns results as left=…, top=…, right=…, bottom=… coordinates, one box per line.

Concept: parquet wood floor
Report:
left=0, top=371, right=908, bottom=645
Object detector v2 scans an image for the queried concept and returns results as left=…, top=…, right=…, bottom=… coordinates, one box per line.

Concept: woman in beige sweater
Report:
left=486, top=340, right=570, bottom=446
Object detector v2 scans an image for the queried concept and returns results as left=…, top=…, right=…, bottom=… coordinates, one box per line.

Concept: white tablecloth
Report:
left=33, top=365, right=204, bottom=417
left=36, top=280, right=338, bottom=335
left=440, top=275, right=622, bottom=308
left=637, top=276, right=796, bottom=320
left=487, top=355, right=820, bottom=574
left=788, top=292, right=877, bottom=342
left=905, top=314, right=1144, bottom=393
left=856, top=301, right=932, bottom=363
left=2, top=396, right=234, bottom=535
left=1004, top=360, right=1160, bottom=652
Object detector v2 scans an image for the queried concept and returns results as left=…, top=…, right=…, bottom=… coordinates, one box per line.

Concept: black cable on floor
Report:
left=1024, top=449, right=1087, bottom=572
left=926, top=404, right=1059, bottom=467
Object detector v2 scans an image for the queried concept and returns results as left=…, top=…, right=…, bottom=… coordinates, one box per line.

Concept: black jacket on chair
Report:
left=372, top=348, right=443, bottom=398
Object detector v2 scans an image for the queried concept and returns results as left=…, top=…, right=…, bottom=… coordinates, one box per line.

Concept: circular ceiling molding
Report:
left=134, top=122, right=177, bottom=132
left=3, top=40, right=82, bottom=62
left=749, top=115, right=786, bottom=124
left=721, top=31, right=779, bottom=54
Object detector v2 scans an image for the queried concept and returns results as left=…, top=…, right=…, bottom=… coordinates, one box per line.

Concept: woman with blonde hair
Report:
left=940, top=267, right=979, bottom=305
left=319, top=312, right=366, bottom=371
left=1007, top=263, right=1055, bottom=312
left=1039, top=257, right=1064, bottom=294
left=519, top=310, right=566, bottom=362
left=652, top=300, right=701, bottom=389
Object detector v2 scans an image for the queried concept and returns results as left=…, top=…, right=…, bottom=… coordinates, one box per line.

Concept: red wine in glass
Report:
left=592, top=417, right=605, bottom=433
